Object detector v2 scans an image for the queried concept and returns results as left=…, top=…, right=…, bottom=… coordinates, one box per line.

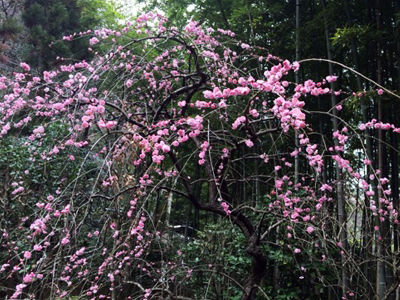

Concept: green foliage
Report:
left=78, top=0, right=125, bottom=29
left=21, top=0, right=123, bottom=70
left=181, top=221, right=250, bottom=299
left=2, top=0, right=400, bottom=298
left=0, top=18, right=23, bottom=37
left=332, top=25, right=375, bottom=48
left=142, top=0, right=298, bottom=57
left=22, top=0, right=82, bottom=69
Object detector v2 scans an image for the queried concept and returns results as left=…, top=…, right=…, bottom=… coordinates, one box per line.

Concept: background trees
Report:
left=0, top=0, right=123, bottom=72
left=0, top=1, right=400, bottom=300
left=0, top=0, right=24, bottom=70
left=145, top=1, right=400, bottom=298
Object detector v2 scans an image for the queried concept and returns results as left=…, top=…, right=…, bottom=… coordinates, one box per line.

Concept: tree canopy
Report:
left=1, top=1, right=400, bottom=300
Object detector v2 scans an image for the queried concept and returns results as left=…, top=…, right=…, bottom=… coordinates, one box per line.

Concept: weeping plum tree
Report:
left=0, top=12, right=399, bottom=300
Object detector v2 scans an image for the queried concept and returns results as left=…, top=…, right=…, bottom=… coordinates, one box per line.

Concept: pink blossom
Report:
left=320, top=184, right=332, bottom=192
left=221, top=201, right=231, bottom=215
left=161, top=143, right=171, bottom=153
left=363, top=159, right=371, bottom=165
left=232, top=116, right=246, bottom=129
left=125, top=79, right=133, bottom=88
left=20, top=62, right=31, bottom=72
left=306, top=226, right=315, bottom=234
left=33, top=126, right=45, bottom=134
left=30, top=219, right=46, bottom=235
left=52, top=146, right=59, bottom=154
left=245, top=140, right=254, bottom=147
left=33, top=245, right=43, bottom=251
left=23, top=273, right=34, bottom=283
left=10, top=284, right=26, bottom=299
left=292, top=61, right=300, bottom=72
left=61, top=237, right=70, bottom=245
left=36, top=202, right=45, bottom=209
left=326, top=75, right=337, bottom=82
left=24, top=251, right=32, bottom=259
left=203, top=90, right=214, bottom=99
left=249, top=109, right=259, bottom=117
left=61, top=204, right=70, bottom=214
left=89, top=37, right=100, bottom=45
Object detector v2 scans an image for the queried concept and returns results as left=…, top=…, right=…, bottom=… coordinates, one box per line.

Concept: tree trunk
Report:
left=322, top=0, right=349, bottom=297
left=342, top=1, right=374, bottom=297
left=294, top=0, right=300, bottom=184
left=240, top=235, right=267, bottom=300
